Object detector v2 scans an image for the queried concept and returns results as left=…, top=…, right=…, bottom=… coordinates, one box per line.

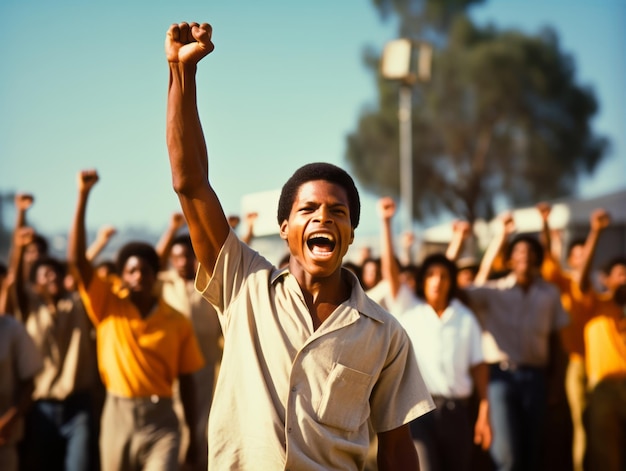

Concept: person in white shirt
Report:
left=397, top=254, right=491, bottom=471
left=377, top=197, right=491, bottom=471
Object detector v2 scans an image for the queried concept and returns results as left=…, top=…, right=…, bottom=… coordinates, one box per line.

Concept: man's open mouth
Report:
left=307, top=232, right=336, bottom=255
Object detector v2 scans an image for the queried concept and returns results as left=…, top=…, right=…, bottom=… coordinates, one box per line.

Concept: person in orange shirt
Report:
left=67, top=170, right=205, bottom=471
left=537, top=204, right=609, bottom=471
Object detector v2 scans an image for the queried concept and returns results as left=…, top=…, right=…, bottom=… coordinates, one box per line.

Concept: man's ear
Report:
left=279, top=220, right=289, bottom=241
left=349, top=228, right=355, bottom=245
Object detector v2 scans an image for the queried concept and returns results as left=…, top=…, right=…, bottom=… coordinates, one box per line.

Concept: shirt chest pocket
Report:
left=315, top=363, right=373, bottom=432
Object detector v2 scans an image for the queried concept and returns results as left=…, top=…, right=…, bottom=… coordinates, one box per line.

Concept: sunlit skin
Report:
left=22, top=242, right=45, bottom=281
left=361, top=260, right=381, bottom=290
left=423, top=263, right=451, bottom=316
left=509, top=241, right=538, bottom=288
left=457, top=268, right=475, bottom=289
left=605, top=264, right=626, bottom=293
left=280, top=180, right=354, bottom=311
left=399, top=270, right=417, bottom=295
left=96, top=265, right=113, bottom=280
left=23, top=242, right=43, bottom=266
left=120, top=256, right=158, bottom=316
left=33, top=264, right=63, bottom=302
left=170, top=243, right=196, bottom=281
left=567, top=244, right=585, bottom=271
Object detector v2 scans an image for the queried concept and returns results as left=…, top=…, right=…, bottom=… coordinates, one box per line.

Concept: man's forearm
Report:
left=377, top=425, right=420, bottom=471
left=167, top=62, right=208, bottom=195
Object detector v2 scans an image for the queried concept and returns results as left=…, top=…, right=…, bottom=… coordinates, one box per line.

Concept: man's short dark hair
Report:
left=29, top=257, right=65, bottom=283
left=116, top=242, right=160, bottom=276
left=417, top=253, right=458, bottom=304
left=30, top=233, right=49, bottom=255
left=277, top=163, right=360, bottom=229
left=172, top=234, right=194, bottom=252
left=506, top=234, right=544, bottom=268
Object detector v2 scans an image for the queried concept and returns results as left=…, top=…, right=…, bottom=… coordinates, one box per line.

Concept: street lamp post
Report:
left=398, top=84, right=413, bottom=235
left=381, top=39, right=432, bottom=233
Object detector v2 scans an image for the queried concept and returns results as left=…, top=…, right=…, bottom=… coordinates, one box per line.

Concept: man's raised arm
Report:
left=166, top=21, right=230, bottom=277
left=67, top=170, right=99, bottom=288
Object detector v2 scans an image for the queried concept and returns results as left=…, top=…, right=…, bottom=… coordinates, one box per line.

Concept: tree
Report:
left=346, top=2, right=609, bottom=224
left=0, top=191, right=16, bottom=262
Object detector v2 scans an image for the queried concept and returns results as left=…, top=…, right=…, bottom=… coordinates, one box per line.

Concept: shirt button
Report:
left=291, top=386, right=296, bottom=392
left=288, top=427, right=292, bottom=433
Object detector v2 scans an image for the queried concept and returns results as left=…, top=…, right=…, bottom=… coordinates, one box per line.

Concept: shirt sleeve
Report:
left=177, top=316, right=206, bottom=375
left=386, top=284, right=419, bottom=318
left=550, top=285, right=571, bottom=330
left=195, top=229, right=271, bottom=321
left=195, top=230, right=246, bottom=314
left=13, top=319, right=44, bottom=381
left=78, top=274, right=116, bottom=326
left=464, top=284, right=495, bottom=323
left=368, top=326, right=435, bottom=433
left=467, top=306, right=485, bottom=366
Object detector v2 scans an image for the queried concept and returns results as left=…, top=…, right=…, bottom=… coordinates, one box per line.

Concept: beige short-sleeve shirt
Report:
left=23, top=291, right=98, bottom=400
left=467, top=274, right=570, bottom=366
left=196, top=230, right=434, bottom=471
left=0, top=315, right=43, bottom=445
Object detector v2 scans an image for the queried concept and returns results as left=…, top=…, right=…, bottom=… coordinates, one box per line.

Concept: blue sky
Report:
left=1, top=0, right=624, bottom=243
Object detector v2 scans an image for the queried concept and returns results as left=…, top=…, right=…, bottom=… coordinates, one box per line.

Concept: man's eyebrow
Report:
left=299, top=200, right=348, bottom=208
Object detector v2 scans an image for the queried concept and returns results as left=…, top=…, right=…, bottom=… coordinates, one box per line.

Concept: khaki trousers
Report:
left=100, top=394, right=180, bottom=471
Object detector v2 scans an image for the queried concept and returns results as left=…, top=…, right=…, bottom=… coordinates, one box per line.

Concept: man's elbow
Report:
left=171, top=173, right=207, bottom=198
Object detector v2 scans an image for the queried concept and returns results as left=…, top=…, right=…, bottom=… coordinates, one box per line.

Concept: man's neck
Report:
left=515, top=272, right=537, bottom=291
left=131, top=293, right=158, bottom=318
left=297, top=270, right=351, bottom=330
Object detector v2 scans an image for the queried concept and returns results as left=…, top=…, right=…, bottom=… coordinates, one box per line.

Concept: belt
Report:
left=490, top=361, right=545, bottom=373
left=107, top=393, right=172, bottom=405
left=36, top=390, right=92, bottom=404
left=431, top=395, right=469, bottom=411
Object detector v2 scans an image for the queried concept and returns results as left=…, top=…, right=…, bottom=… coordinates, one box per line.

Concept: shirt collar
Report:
left=271, top=266, right=386, bottom=324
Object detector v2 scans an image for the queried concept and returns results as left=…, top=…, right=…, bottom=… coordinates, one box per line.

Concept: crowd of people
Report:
left=1, top=20, right=625, bottom=471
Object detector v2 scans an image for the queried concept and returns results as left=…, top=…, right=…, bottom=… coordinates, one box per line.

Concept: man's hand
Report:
left=14, top=227, right=35, bottom=248
left=452, top=220, right=471, bottom=239
left=536, top=201, right=551, bottom=221
left=499, top=211, right=515, bottom=235
left=590, top=208, right=610, bottom=232
left=166, top=22, right=214, bottom=65
left=474, top=413, right=492, bottom=451
left=401, top=231, right=415, bottom=250
left=244, top=212, right=259, bottom=232
left=97, top=224, right=117, bottom=242
left=227, top=215, right=241, bottom=229
left=378, top=197, right=396, bottom=221
left=14, top=193, right=34, bottom=212
left=169, top=212, right=186, bottom=231
left=78, top=169, right=99, bottom=193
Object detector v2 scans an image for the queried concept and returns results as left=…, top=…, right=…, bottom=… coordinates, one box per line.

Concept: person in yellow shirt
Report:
left=537, top=204, right=609, bottom=471
left=67, top=170, right=205, bottom=471
left=583, top=259, right=626, bottom=471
